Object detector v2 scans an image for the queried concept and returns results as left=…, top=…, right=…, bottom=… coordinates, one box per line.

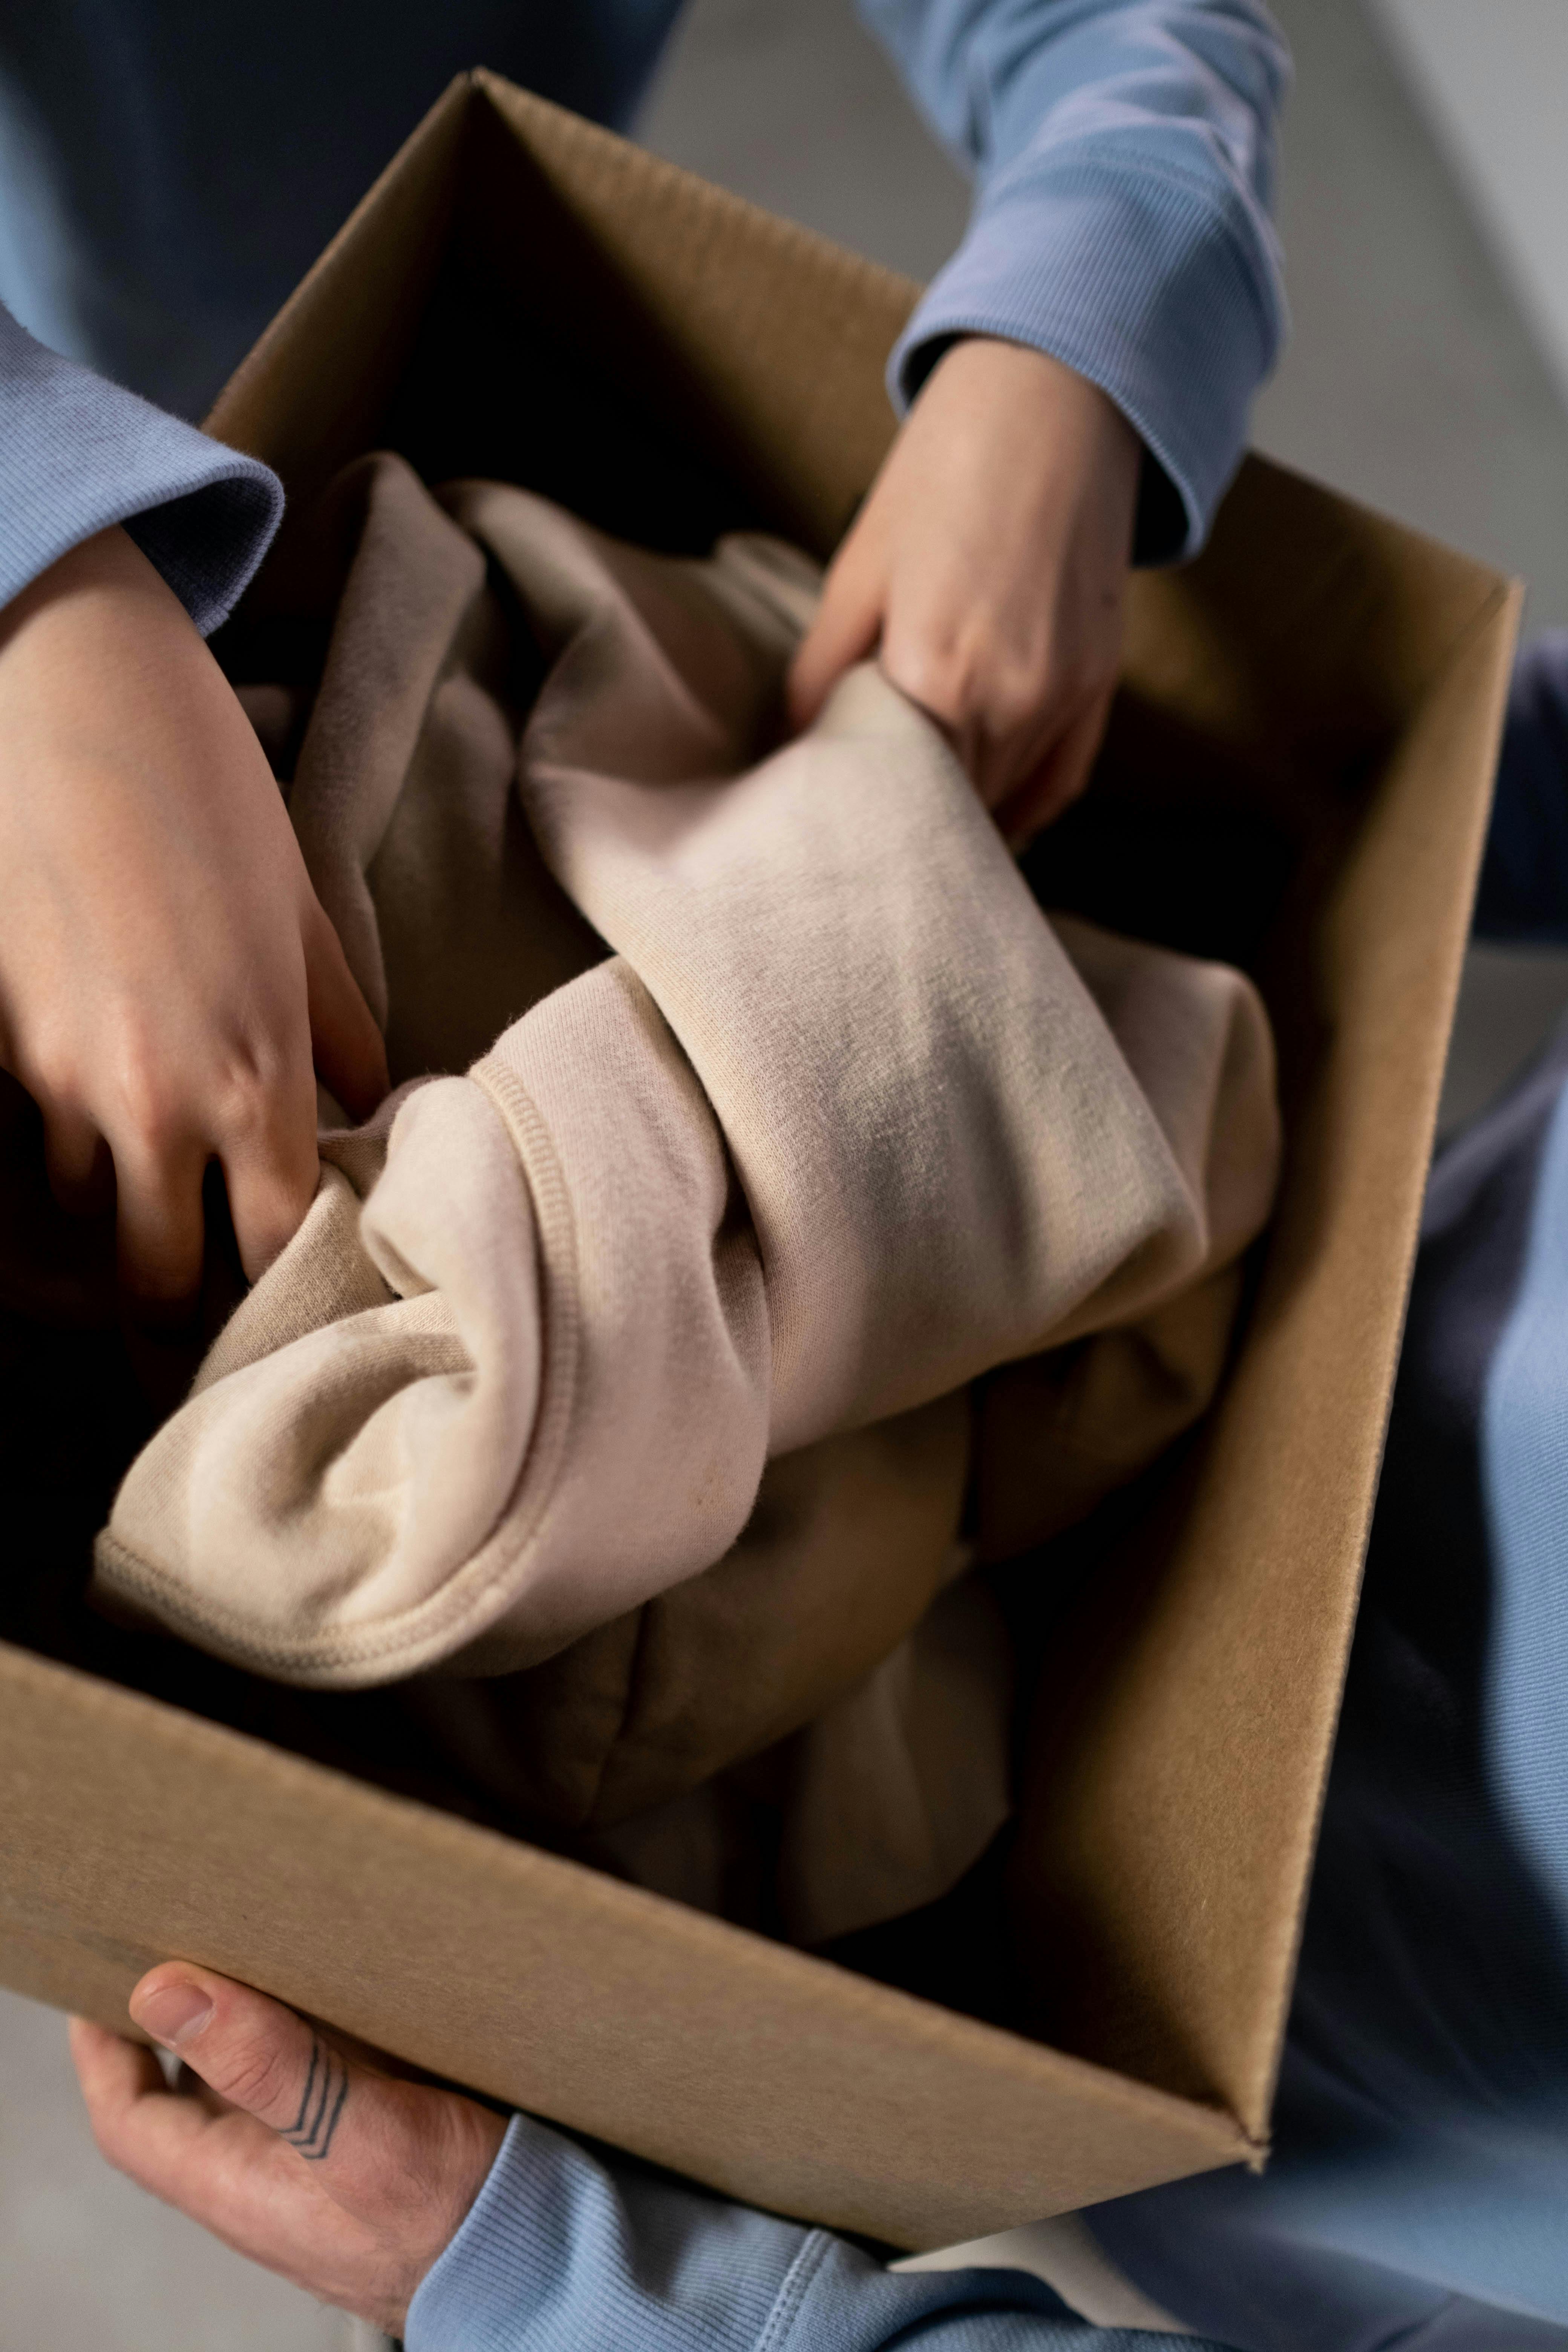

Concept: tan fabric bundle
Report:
left=87, top=455, right=1279, bottom=1936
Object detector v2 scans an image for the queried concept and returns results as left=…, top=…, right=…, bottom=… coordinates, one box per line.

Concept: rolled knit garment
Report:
left=582, top=1567, right=1015, bottom=1951
left=455, top=479, right=1274, bottom=1442
left=93, top=458, right=1280, bottom=1695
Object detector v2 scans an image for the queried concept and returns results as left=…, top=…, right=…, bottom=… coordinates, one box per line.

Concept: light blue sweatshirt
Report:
left=0, top=0, right=1288, bottom=620
left=406, top=2109, right=1232, bottom=2352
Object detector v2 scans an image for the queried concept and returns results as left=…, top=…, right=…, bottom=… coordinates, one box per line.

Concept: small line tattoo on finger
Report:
left=279, top=2035, right=349, bottom=2161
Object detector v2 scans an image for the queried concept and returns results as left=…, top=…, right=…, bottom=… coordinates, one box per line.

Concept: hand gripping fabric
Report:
left=90, top=460, right=1279, bottom=1945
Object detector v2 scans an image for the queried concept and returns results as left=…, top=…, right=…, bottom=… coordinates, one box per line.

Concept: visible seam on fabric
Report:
left=583, top=1565, right=657, bottom=1825
left=93, top=1064, right=586, bottom=1684
left=755, top=2230, right=837, bottom=2352
left=1377, top=2299, right=1464, bottom=2352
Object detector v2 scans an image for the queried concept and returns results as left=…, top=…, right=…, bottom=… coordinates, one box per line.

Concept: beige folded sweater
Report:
left=87, top=455, right=1279, bottom=1936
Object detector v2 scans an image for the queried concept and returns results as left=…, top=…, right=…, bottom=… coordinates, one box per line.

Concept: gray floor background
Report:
left=6, top=2, right=1568, bottom=2340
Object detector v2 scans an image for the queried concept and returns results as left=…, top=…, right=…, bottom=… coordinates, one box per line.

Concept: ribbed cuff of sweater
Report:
left=889, top=151, right=1285, bottom=564
left=404, top=2113, right=829, bottom=2352
left=403, top=2112, right=1182, bottom=2352
left=0, top=304, right=282, bottom=632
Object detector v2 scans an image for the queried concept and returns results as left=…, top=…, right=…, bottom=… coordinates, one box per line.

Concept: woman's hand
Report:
left=71, top=1965, right=507, bottom=2337
left=0, top=525, right=386, bottom=1311
left=788, top=337, right=1142, bottom=845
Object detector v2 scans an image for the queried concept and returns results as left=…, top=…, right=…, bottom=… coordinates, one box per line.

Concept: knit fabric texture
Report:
left=0, top=300, right=280, bottom=631
left=83, top=455, right=1278, bottom=1940
left=0, top=3, right=1287, bottom=619
left=93, top=456, right=1278, bottom=1690
left=406, top=2111, right=1232, bottom=2352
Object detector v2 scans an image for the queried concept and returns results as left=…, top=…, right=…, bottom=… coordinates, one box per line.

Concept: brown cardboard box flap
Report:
left=1012, top=525, right=1522, bottom=2138
left=0, top=72, right=1520, bottom=2243
left=0, top=1644, right=1248, bottom=2246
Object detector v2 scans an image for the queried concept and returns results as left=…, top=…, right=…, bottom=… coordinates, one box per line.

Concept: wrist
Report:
left=0, top=525, right=174, bottom=657
left=930, top=332, right=1139, bottom=435
left=923, top=336, right=1141, bottom=560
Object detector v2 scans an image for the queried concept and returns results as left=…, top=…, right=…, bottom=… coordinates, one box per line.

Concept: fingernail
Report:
left=131, top=1981, right=214, bottom=2050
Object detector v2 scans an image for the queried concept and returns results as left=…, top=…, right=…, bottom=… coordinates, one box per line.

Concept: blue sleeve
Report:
left=405, top=2112, right=1233, bottom=2352
left=857, top=0, right=1291, bottom=560
left=0, top=301, right=282, bottom=633
left=1474, top=633, right=1568, bottom=946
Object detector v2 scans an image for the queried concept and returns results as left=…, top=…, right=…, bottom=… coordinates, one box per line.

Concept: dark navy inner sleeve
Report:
left=1475, top=632, right=1568, bottom=945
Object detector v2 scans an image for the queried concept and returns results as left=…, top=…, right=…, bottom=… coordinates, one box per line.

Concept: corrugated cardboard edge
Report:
left=1013, top=571, right=1524, bottom=2146
left=0, top=1640, right=1247, bottom=2248
left=1233, top=580, right=1525, bottom=2133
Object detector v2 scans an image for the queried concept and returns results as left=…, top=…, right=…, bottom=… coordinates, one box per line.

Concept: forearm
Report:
left=858, top=0, right=1290, bottom=559
left=407, top=2113, right=1230, bottom=2352
left=0, top=300, right=281, bottom=630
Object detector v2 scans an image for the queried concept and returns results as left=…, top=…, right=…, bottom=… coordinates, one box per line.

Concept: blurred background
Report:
left=4, top=2, right=1568, bottom=2341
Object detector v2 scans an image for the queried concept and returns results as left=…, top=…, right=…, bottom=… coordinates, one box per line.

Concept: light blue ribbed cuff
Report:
left=0, top=302, right=282, bottom=632
left=403, top=2111, right=1233, bottom=2350
left=890, top=152, right=1286, bottom=564
left=405, top=2117, right=554, bottom=2352
left=405, top=2112, right=822, bottom=2352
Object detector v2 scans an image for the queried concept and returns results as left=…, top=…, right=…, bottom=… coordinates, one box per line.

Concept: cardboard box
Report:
left=0, top=73, right=1520, bottom=2249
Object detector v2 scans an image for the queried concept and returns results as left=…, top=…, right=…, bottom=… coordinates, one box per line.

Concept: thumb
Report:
left=130, top=1966, right=371, bottom=2177
left=103, top=1963, right=505, bottom=2321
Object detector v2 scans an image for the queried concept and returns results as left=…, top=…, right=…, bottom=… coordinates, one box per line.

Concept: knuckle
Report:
left=102, top=1021, right=188, bottom=1156
left=886, top=625, right=1068, bottom=747
left=989, top=670, right=1049, bottom=741
left=884, top=637, right=973, bottom=725
left=215, top=2030, right=297, bottom=2121
left=209, top=1055, right=281, bottom=1147
left=209, top=1026, right=311, bottom=1151
left=16, top=1024, right=84, bottom=1113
